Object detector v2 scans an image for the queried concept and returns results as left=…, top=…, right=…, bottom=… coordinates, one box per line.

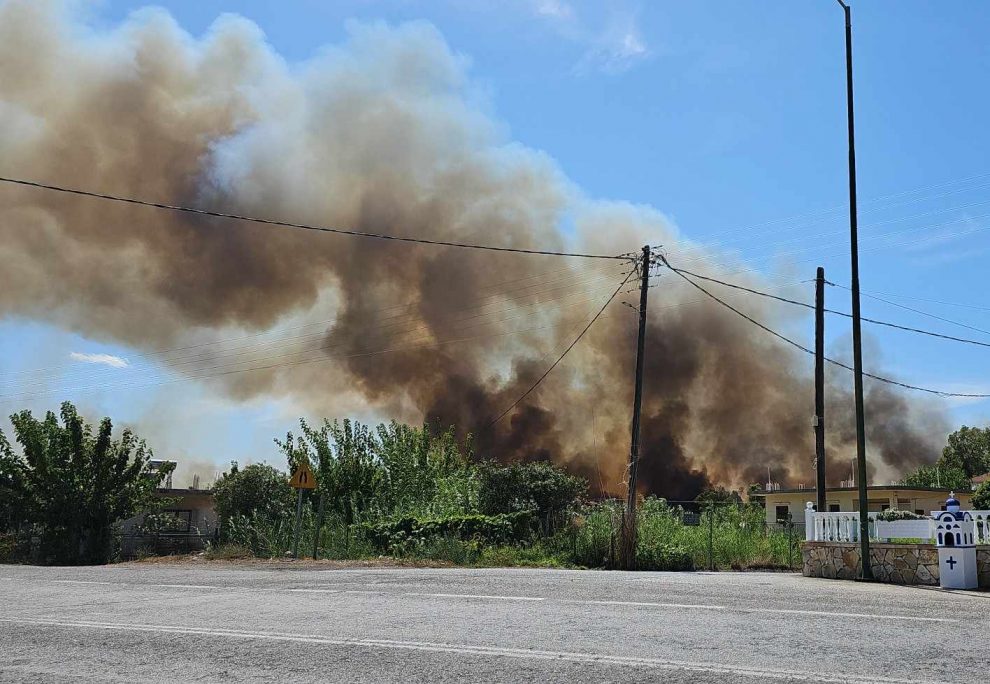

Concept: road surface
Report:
left=1, top=562, right=986, bottom=682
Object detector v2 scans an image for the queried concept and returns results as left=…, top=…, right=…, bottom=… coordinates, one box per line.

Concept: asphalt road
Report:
left=1, top=563, right=987, bottom=683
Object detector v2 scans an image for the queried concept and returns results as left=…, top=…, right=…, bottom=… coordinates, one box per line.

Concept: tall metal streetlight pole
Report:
left=836, top=0, right=873, bottom=580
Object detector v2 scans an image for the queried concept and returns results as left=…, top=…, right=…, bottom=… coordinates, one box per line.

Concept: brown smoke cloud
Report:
left=0, top=1, right=947, bottom=499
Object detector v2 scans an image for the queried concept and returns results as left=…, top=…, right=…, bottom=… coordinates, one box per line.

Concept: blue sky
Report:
left=2, top=0, right=989, bottom=483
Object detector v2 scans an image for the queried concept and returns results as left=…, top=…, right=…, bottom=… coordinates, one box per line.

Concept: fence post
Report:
left=312, top=492, right=325, bottom=560
left=707, top=504, right=715, bottom=571
left=804, top=502, right=815, bottom=542
left=787, top=515, right=794, bottom=569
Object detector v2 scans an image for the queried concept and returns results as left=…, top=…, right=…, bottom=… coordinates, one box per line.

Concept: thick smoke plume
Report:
left=0, top=1, right=947, bottom=498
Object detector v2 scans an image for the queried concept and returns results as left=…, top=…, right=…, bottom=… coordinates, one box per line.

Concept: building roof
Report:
left=759, top=485, right=970, bottom=495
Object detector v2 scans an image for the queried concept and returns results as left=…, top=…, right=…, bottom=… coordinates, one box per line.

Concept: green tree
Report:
left=276, top=419, right=382, bottom=524
left=940, top=426, right=990, bottom=479
left=972, top=480, right=990, bottom=510
left=0, top=402, right=169, bottom=564
left=901, top=463, right=971, bottom=491
left=212, top=463, right=294, bottom=524
left=696, top=486, right=742, bottom=507
left=477, top=460, right=586, bottom=533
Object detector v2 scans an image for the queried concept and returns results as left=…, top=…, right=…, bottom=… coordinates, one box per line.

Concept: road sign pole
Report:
left=292, top=487, right=304, bottom=559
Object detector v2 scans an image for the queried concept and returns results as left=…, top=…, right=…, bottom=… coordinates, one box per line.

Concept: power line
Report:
left=662, top=264, right=990, bottom=348
left=685, top=170, right=990, bottom=250
left=831, top=283, right=990, bottom=338
left=658, top=255, right=990, bottom=399
left=487, top=271, right=634, bottom=427
left=0, top=176, right=629, bottom=261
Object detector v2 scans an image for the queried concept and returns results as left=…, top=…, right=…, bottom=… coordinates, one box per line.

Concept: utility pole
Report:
left=815, top=266, right=826, bottom=513
left=622, top=244, right=651, bottom=570
left=836, top=0, right=873, bottom=580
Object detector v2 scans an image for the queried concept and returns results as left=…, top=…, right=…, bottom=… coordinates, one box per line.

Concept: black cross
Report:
left=946, top=556, right=957, bottom=570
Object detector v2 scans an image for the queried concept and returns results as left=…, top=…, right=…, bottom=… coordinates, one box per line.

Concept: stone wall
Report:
left=802, top=542, right=990, bottom=587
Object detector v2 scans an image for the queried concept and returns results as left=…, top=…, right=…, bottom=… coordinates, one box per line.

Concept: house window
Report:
left=828, top=504, right=840, bottom=512
left=880, top=504, right=890, bottom=511
left=162, top=510, right=193, bottom=533
left=915, top=509, right=925, bottom=516
left=775, top=505, right=789, bottom=523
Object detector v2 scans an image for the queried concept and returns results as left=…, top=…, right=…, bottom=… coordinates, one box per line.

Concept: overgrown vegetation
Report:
left=210, top=418, right=800, bottom=571
left=0, top=408, right=800, bottom=571
left=901, top=425, right=990, bottom=490
left=875, top=508, right=926, bottom=522
left=973, top=480, right=990, bottom=510
left=0, top=402, right=171, bottom=564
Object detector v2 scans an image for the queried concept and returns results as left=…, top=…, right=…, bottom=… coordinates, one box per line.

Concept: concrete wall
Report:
left=802, top=541, right=990, bottom=587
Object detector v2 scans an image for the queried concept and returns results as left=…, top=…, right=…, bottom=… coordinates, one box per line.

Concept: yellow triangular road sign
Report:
left=289, top=462, right=317, bottom=489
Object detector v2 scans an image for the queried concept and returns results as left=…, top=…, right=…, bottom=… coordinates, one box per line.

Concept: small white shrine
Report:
left=933, top=493, right=978, bottom=590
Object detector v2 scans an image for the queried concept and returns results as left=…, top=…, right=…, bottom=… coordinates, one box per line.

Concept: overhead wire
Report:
left=681, top=170, right=990, bottom=253
left=658, top=255, right=990, bottom=399
left=0, top=266, right=630, bottom=386
left=661, top=265, right=990, bottom=348
left=0, top=176, right=629, bottom=260
left=487, top=270, right=635, bottom=427
left=830, top=284, right=990, bottom=338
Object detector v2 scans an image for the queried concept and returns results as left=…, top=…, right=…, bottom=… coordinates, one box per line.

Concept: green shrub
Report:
left=213, top=464, right=295, bottom=529
left=635, top=543, right=694, bottom=571
left=876, top=509, right=926, bottom=522
left=972, top=480, right=990, bottom=510
left=477, top=461, right=585, bottom=533
left=357, top=511, right=535, bottom=553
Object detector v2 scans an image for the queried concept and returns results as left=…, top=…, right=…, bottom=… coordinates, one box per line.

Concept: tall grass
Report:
left=216, top=496, right=799, bottom=571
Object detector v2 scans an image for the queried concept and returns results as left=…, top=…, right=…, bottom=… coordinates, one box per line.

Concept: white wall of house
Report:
left=762, top=489, right=972, bottom=528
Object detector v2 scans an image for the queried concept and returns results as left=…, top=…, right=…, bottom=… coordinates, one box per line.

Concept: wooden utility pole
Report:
left=836, top=0, right=873, bottom=579
left=815, top=266, right=826, bottom=513
left=621, top=244, right=651, bottom=570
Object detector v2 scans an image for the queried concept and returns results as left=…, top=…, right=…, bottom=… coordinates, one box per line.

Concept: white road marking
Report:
left=146, top=584, right=220, bottom=590
left=406, top=592, right=545, bottom=602
left=51, top=580, right=219, bottom=590
left=580, top=599, right=954, bottom=623
left=34, top=581, right=959, bottom=622
left=738, top=608, right=955, bottom=623
left=0, top=618, right=943, bottom=684
left=582, top=600, right=725, bottom=610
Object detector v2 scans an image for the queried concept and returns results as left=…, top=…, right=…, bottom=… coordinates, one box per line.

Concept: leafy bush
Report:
left=477, top=460, right=585, bottom=533
left=213, top=463, right=295, bottom=530
left=358, top=511, right=535, bottom=553
left=636, top=543, right=694, bottom=571
left=973, top=480, right=990, bottom=510
left=876, top=508, right=926, bottom=522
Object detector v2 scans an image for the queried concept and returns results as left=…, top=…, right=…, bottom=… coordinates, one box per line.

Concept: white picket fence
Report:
left=805, top=511, right=878, bottom=542
left=805, top=508, right=990, bottom=544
